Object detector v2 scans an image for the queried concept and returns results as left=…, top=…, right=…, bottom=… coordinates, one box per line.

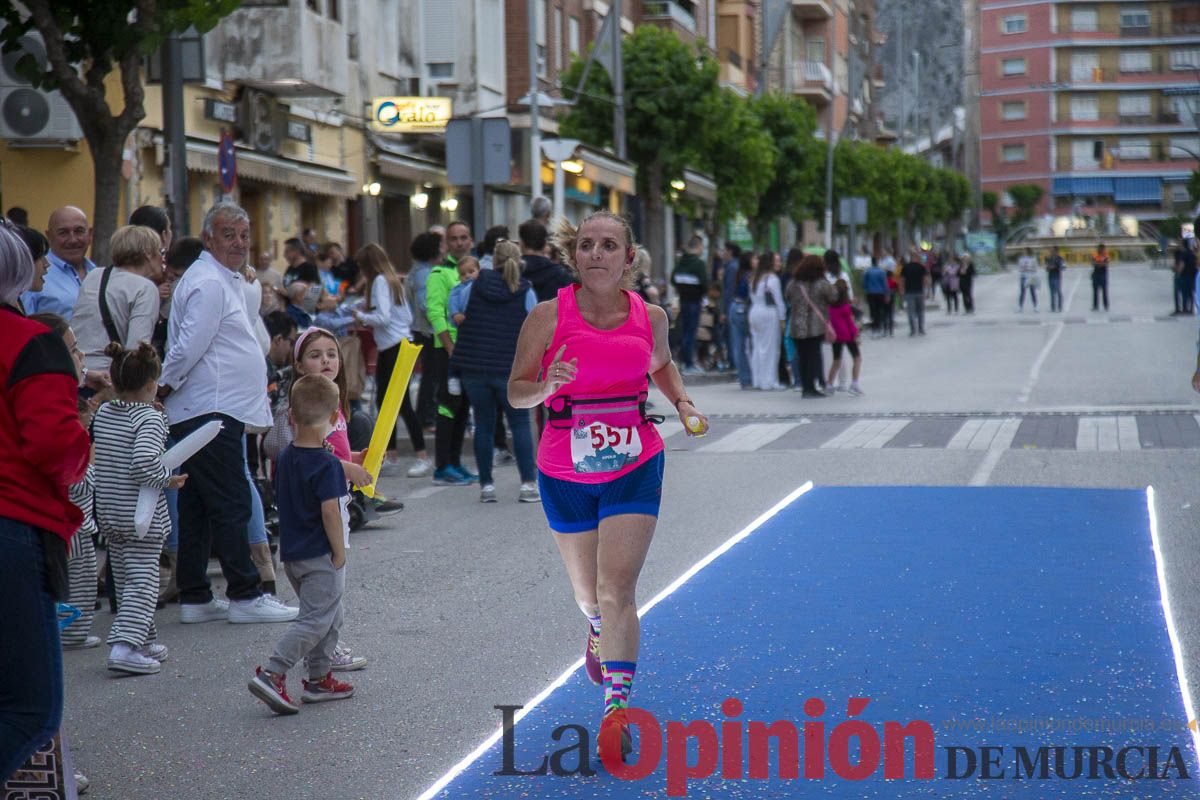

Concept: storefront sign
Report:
left=285, top=119, right=312, bottom=142
left=371, top=97, right=453, bottom=133
left=204, top=99, right=238, bottom=124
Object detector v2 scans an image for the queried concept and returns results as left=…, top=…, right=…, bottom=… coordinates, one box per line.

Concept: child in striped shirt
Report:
left=92, top=342, right=187, bottom=675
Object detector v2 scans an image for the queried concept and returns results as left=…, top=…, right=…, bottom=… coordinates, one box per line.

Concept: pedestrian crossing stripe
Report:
left=698, top=422, right=802, bottom=453
left=657, top=413, right=1200, bottom=452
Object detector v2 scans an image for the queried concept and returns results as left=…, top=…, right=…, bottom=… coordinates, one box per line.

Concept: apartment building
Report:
left=979, top=0, right=1200, bottom=228
left=760, top=0, right=887, bottom=142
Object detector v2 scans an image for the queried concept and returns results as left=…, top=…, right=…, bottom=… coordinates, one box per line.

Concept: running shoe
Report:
left=407, top=458, right=433, bottom=478
left=249, top=667, right=299, bottom=714
left=480, top=484, right=497, bottom=503
left=370, top=496, right=405, bottom=515
left=597, top=709, right=634, bottom=765
left=519, top=483, right=541, bottom=504
left=494, top=449, right=516, bottom=466
left=452, top=464, right=478, bottom=482
left=433, top=467, right=472, bottom=486
left=584, top=627, right=603, bottom=685
left=301, top=671, right=355, bottom=703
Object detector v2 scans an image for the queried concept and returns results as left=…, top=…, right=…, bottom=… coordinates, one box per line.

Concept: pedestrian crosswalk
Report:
left=820, top=419, right=911, bottom=449
left=659, top=412, right=1200, bottom=453
left=697, top=422, right=801, bottom=453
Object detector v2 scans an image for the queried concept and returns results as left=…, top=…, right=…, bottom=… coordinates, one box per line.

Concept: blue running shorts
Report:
left=538, top=452, right=665, bottom=533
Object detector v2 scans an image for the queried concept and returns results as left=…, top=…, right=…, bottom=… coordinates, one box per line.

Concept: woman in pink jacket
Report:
left=826, top=279, right=864, bottom=396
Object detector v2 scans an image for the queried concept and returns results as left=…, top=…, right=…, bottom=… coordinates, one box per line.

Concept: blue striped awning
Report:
left=1113, top=177, right=1162, bottom=204
left=1051, top=177, right=1114, bottom=196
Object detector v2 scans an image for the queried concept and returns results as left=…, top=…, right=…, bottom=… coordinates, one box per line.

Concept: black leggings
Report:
left=831, top=341, right=860, bottom=360
left=377, top=343, right=425, bottom=453
left=794, top=336, right=825, bottom=394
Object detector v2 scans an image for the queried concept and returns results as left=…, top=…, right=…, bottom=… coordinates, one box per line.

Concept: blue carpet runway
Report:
left=421, top=486, right=1198, bottom=798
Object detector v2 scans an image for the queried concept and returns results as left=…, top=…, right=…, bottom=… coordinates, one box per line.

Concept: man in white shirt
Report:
left=159, top=202, right=298, bottom=624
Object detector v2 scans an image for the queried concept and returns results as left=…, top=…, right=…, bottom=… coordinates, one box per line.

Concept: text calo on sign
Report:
left=371, top=97, right=453, bottom=134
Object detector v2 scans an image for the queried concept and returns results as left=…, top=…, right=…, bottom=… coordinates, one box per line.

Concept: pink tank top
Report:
left=326, top=410, right=352, bottom=462
left=537, top=285, right=664, bottom=483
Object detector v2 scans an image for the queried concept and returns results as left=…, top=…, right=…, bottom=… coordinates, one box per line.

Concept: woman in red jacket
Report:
left=0, top=221, right=92, bottom=781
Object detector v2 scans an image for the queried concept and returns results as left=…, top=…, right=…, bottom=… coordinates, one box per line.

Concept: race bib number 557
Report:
left=570, top=423, right=642, bottom=474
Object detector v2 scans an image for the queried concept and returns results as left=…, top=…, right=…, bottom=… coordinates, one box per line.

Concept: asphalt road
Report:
left=61, top=261, right=1200, bottom=799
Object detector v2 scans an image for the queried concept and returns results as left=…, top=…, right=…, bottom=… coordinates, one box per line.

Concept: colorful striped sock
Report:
left=603, top=661, right=636, bottom=715
left=586, top=612, right=602, bottom=636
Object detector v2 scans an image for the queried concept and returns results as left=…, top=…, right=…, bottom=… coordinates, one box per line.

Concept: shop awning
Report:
left=372, top=136, right=447, bottom=185
left=1113, top=177, right=1162, bottom=204
left=681, top=168, right=717, bottom=205
left=175, top=137, right=358, bottom=197
left=1051, top=177, right=1113, bottom=196
left=577, top=145, right=636, bottom=195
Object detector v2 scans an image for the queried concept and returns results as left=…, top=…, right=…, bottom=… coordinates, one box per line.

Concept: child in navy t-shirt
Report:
left=248, top=374, right=354, bottom=715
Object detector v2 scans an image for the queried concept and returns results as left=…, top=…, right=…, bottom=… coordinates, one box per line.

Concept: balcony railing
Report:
left=1067, top=21, right=1200, bottom=38
left=642, top=0, right=697, bottom=33
left=790, top=61, right=833, bottom=98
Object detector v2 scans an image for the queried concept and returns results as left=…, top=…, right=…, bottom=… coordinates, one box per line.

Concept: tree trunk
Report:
left=642, top=159, right=666, bottom=283
left=86, top=129, right=126, bottom=266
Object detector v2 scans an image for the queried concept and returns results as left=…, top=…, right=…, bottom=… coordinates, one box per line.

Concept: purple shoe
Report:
left=584, top=627, right=603, bottom=686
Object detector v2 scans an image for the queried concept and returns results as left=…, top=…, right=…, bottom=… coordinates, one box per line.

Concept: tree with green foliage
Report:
left=561, top=25, right=718, bottom=271
left=1007, top=183, right=1045, bottom=225
left=748, top=93, right=821, bottom=247
left=0, top=0, right=241, bottom=263
left=698, top=88, right=775, bottom=233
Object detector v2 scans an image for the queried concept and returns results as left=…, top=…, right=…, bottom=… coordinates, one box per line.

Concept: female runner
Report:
left=508, top=211, right=709, bottom=762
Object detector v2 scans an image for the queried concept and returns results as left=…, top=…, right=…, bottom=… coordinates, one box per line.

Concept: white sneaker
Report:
left=480, top=484, right=497, bottom=503
left=138, top=642, right=169, bottom=662
left=107, top=644, right=161, bottom=675
left=180, top=597, right=229, bottom=624
left=228, top=594, right=299, bottom=624
left=519, top=483, right=541, bottom=503
left=406, top=458, right=432, bottom=478
left=848, top=385, right=864, bottom=397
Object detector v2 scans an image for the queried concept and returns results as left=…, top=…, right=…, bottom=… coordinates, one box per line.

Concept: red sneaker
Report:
left=597, top=708, right=633, bottom=765
left=248, top=667, right=299, bottom=715
left=301, top=671, right=355, bottom=703
left=584, top=627, right=603, bottom=686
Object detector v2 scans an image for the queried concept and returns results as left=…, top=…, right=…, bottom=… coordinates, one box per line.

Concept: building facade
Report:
left=761, top=0, right=887, bottom=144
left=979, top=0, right=1200, bottom=230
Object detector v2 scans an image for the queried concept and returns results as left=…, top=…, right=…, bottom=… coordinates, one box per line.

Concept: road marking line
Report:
left=1117, top=417, right=1141, bottom=451
left=413, top=481, right=816, bottom=800
left=947, top=419, right=984, bottom=449
left=1077, top=416, right=1122, bottom=451
left=1017, top=322, right=1065, bottom=404
left=862, top=419, right=911, bottom=449
left=820, top=419, right=910, bottom=449
left=968, top=417, right=1021, bottom=486
left=698, top=422, right=800, bottom=453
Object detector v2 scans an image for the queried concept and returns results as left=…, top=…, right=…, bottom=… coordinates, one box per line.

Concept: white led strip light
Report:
left=1145, top=485, right=1200, bottom=773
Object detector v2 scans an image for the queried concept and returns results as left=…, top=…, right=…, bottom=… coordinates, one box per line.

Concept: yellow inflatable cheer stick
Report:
left=360, top=339, right=422, bottom=498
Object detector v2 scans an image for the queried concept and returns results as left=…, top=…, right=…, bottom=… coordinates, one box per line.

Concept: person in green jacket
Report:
left=426, top=221, right=476, bottom=485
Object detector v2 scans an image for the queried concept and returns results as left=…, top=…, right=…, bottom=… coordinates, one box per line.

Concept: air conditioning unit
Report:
left=0, top=30, right=83, bottom=143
